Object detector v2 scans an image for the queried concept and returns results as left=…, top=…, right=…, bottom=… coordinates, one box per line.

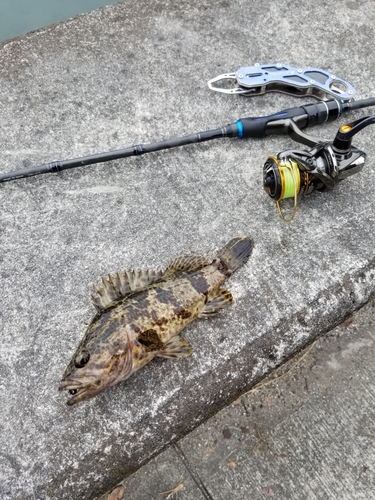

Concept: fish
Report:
left=59, top=237, right=253, bottom=405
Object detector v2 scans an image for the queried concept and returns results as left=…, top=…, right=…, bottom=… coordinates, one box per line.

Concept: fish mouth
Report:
left=59, top=378, right=102, bottom=406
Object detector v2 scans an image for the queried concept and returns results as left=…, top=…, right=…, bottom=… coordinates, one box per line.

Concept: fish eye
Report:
left=74, top=350, right=90, bottom=368
left=69, top=389, right=78, bottom=395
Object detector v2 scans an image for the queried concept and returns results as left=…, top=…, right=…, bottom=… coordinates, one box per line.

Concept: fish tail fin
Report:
left=217, top=237, right=253, bottom=275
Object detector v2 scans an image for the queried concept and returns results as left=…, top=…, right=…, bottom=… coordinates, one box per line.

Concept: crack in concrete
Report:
left=172, top=443, right=214, bottom=500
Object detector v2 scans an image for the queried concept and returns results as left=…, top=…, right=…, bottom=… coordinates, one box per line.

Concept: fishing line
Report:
left=275, top=158, right=300, bottom=222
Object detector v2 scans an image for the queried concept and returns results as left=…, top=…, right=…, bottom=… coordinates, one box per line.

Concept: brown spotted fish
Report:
left=59, top=237, right=253, bottom=405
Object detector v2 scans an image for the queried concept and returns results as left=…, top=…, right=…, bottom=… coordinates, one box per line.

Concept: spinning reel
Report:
left=263, top=115, right=375, bottom=221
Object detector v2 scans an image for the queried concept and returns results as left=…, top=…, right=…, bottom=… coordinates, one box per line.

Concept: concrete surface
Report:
left=1, top=0, right=375, bottom=499
left=108, top=298, right=375, bottom=500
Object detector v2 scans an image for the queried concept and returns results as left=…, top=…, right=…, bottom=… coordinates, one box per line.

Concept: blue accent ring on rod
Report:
left=236, top=119, right=244, bottom=138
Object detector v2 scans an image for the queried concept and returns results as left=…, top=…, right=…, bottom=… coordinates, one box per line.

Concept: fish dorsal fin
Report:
left=91, top=268, right=164, bottom=311
left=165, top=254, right=211, bottom=277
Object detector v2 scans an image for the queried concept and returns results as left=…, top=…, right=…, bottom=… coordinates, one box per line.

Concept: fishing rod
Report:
left=1, top=63, right=375, bottom=184
left=1, top=97, right=375, bottom=184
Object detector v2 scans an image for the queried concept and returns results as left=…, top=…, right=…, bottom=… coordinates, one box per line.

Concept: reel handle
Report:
left=333, top=115, right=375, bottom=152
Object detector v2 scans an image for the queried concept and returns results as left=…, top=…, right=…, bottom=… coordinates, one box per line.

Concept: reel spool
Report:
left=263, top=156, right=313, bottom=221
left=264, top=157, right=300, bottom=221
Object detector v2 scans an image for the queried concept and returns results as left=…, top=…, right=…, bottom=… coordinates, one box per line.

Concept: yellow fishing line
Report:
left=276, top=159, right=300, bottom=222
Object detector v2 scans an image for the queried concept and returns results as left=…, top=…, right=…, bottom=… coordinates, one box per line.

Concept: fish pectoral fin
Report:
left=198, top=288, right=233, bottom=317
left=156, top=335, right=193, bottom=359
left=91, top=268, right=164, bottom=311
left=164, top=254, right=211, bottom=278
